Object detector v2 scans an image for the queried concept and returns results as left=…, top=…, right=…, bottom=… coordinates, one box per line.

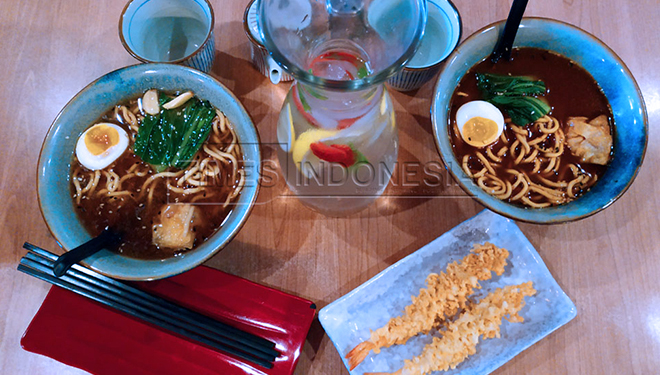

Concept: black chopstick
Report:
left=24, top=243, right=277, bottom=352
left=18, top=260, right=274, bottom=369
left=19, top=244, right=279, bottom=369
left=491, top=0, right=529, bottom=62
left=23, top=244, right=278, bottom=357
left=22, top=253, right=278, bottom=363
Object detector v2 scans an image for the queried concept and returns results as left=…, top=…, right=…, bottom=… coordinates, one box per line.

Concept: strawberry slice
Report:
left=337, top=117, right=360, bottom=130
left=292, top=85, right=321, bottom=128
left=309, top=142, right=356, bottom=167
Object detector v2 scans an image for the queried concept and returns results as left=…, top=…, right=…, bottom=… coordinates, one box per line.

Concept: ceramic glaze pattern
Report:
left=319, top=210, right=577, bottom=375
left=388, top=66, right=441, bottom=91
left=431, top=18, right=648, bottom=223
left=182, top=30, right=215, bottom=73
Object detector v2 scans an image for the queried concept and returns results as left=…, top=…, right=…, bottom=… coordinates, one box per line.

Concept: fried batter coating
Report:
left=367, top=282, right=536, bottom=375
left=345, top=243, right=509, bottom=370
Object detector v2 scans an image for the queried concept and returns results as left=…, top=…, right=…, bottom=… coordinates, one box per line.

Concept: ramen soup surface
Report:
left=70, top=92, right=243, bottom=260
left=449, top=47, right=614, bottom=207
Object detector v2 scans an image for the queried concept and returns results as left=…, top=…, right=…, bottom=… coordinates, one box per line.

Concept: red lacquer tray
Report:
left=21, top=265, right=316, bottom=375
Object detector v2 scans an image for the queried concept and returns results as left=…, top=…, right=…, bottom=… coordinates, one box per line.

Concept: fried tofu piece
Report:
left=152, top=204, right=200, bottom=250
left=565, top=115, right=613, bottom=165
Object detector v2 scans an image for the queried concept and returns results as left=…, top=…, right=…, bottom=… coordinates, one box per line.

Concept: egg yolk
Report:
left=462, top=117, right=499, bottom=147
left=84, top=125, right=120, bottom=155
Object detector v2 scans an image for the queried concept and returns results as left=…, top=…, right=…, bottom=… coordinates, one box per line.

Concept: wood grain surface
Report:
left=1, top=0, right=658, bottom=374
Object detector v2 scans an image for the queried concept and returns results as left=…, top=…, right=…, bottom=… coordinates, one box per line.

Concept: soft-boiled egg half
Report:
left=456, top=100, right=505, bottom=147
left=76, top=123, right=129, bottom=170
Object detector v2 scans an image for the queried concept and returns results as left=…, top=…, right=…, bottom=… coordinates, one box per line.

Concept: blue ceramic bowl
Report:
left=38, top=64, right=261, bottom=280
left=431, top=18, right=648, bottom=224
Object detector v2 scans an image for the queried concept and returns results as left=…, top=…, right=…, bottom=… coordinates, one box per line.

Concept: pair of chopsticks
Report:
left=18, top=243, right=279, bottom=369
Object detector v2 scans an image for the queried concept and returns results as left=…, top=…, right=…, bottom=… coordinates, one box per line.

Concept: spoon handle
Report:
left=53, top=229, right=121, bottom=277
left=492, top=0, right=529, bottom=62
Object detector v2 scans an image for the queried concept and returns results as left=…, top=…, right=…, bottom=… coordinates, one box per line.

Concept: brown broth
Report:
left=71, top=99, right=243, bottom=260
left=448, top=48, right=613, bottom=206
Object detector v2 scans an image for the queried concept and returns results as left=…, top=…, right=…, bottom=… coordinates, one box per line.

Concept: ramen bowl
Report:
left=38, top=63, right=260, bottom=280
left=431, top=17, right=647, bottom=224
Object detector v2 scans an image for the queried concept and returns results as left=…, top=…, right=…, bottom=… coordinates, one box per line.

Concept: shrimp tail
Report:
left=346, top=341, right=376, bottom=370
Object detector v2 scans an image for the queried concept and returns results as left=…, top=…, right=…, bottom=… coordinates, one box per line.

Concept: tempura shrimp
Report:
left=366, top=282, right=536, bottom=375
left=345, top=243, right=509, bottom=370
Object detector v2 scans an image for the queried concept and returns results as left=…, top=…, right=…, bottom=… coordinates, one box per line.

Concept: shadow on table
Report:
left=204, top=240, right=296, bottom=282
left=209, top=20, right=268, bottom=96
left=211, top=50, right=266, bottom=97
left=293, top=317, right=331, bottom=375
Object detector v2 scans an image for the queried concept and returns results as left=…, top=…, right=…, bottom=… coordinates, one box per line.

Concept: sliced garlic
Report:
left=163, top=91, right=194, bottom=110
left=142, top=89, right=160, bottom=115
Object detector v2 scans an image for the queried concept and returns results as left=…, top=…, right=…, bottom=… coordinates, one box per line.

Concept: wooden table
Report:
left=1, top=0, right=658, bottom=373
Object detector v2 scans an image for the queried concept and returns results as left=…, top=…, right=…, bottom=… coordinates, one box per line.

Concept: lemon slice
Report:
left=277, top=103, right=296, bottom=152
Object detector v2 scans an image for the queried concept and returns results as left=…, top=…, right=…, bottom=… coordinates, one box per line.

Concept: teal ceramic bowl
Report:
left=431, top=18, right=648, bottom=224
left=38, top=64, right=261, bottom=280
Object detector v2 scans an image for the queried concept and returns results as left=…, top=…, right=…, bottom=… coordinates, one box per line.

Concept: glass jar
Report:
left=260, top=0, right=426, bottom=215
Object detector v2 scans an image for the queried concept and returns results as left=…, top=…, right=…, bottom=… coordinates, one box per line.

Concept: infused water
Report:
left=276, top=46, right=398, bottom=215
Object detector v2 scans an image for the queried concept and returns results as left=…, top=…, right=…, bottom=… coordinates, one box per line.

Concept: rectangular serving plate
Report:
left=319, top=210, right=577, bottom=375
left=21, top=265, right=317, bottom=375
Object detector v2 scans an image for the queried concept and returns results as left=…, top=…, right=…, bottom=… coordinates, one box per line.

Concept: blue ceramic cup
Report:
left=119, top=0, right=216, bottom=73
left=243, top=0, right=293, bottom=84
left=388, top=0, right=461, bottom=92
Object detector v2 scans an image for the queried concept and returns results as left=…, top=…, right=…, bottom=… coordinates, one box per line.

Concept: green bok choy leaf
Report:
left=134, top=95, right=216, bottom=172
left=475, top=73, right=551, bottom=126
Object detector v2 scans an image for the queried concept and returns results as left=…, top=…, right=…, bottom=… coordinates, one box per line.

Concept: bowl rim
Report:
left=430, top=16, right=649, bottom=224
left=36, top=63, right=261, bottom=280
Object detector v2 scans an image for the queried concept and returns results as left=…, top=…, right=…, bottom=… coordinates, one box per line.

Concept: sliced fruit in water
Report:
left=277, top=103, right=296, bottom=152
left=292, top=128, right=338, bottom=170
